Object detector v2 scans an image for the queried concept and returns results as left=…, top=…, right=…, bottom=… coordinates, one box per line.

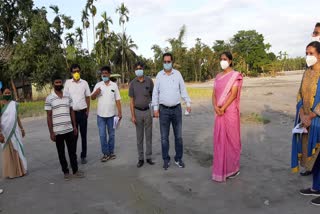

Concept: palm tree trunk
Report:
left=10, top=78, right=18, bottom=101
left=86, top=28, right=89, bottom=51
left=92, top=16, right=95, bottom=45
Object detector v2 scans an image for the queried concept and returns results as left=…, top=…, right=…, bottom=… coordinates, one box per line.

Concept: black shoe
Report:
left=163, top=160, right=170, bottom=170
left=81, top=158, right=87, bottom=164
left=174, top=159, right=185, bottom=168
left=146, top=159, right=155, bottom=165
left=300, top=170, right=312, bottom=176
left=311, top=196, right=320, bottom=206
left=137, top=160, right=144, bottom=168
left=300, top=188, right=320, bottom=196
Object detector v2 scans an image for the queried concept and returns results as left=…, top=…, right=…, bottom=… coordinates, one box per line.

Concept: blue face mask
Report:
left=135, top=69, right=144, bottom=77
left=163, top=63, right=172, bottom=71
left=102, top=76, right=109, bottom=82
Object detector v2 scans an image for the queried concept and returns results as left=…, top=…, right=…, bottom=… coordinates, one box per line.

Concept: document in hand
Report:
left=292, top=123, right=308, bottom=134
left=113, top=116, right=121, bottom=129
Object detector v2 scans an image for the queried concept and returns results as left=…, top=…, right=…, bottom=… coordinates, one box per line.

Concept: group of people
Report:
left=1, top=23, right=320, bottom=207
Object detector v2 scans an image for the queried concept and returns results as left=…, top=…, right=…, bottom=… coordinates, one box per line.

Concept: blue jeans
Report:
left=159, top=104, right=183, bottom=162
left=97, top=115, right=115, bottom=155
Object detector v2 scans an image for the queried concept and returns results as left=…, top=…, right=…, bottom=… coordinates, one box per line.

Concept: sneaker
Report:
left=174, top=160, right=185, bottom=168
left=81, top=158, right=87, bottom=164
left=227, top=171, right=240, bottom=179
left=300, top=188, right=320, bottom=196
left=311, top=197, right=320, bottom=206
left=163, top=160, right=170, bottom=170
left=64, top=173, right=71, bottom=181
left=108, top=153, right=116, bottom=160
left=0, top=189, right=3, bottom=194
left=101, top=155, right=108, bottom=162
left=73, top=170, right=85, bottom=178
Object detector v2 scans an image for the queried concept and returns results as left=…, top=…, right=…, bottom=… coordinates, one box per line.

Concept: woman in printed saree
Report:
left=0, top=88, right=27, bottom=178
left=292, top=41, right=320, bottom=206
left=212, top=52, right=243, bottom=182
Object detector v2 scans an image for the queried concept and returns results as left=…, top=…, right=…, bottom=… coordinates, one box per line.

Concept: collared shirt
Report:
left=92, top=81, right=121, bottom=117
left=64, top=79, right=91, bottom=111
left=44, top=91, right=73, bottom=135
left=128, top=76, right=154, bottom=109
left=152, top=69, right=191, bottom=110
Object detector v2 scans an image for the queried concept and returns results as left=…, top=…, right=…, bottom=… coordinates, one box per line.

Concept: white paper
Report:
left=292, top=123, right=308, bottom=134
left=113, top=116, right=121, bottom=129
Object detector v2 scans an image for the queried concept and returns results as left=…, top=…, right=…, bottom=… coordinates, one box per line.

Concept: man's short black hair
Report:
left=315, top=23, right=320, bottom=28
left=100, top=65, right=112, bottom=73
left=51, top=73, right=64, bottom=84
left=162, top=52, right=173, bottom=61
left=70, top=63, right=81, bottom=73
left=135, top=61, right=144, bottom=68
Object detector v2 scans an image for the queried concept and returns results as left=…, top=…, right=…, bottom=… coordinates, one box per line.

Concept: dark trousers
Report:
left=159, top=104, right=183, bottom=162
left=312, top=152, right=320, bottom=190
left=75, top=109, right=88, bottom=159
left=55, top=131, right=78, bottom=174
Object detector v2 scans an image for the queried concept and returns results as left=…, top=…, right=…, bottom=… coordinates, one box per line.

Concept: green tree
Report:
left=116, top=2, right=129, bottom=83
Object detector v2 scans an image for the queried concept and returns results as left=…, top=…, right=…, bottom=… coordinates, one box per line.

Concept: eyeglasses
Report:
left=163, top=61, right=172, bottom=63
left=312, top=31, right=320, bottom=36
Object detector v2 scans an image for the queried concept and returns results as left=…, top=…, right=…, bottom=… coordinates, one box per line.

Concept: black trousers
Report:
left=55, top=131, right=78, bottom=174
left=75, top=109, right=88, bottom=158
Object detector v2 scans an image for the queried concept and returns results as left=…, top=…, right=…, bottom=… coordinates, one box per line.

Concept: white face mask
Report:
left=311, top=36, right=320, bottom=42
left=306, top=55, right=318, bottom=67
left=220, top=60, right=230, bottom=70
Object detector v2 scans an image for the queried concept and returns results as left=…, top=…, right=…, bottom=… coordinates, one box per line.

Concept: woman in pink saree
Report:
left=212, top=51, right=243, bottom=182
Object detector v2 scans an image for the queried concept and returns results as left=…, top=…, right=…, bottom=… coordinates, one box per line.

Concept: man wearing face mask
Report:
left=152, top=53, right=191, bottom=170
left=129, top=62, right=154, bottom=168
left=64, top=64, right=91, bottom=164
left=311, top=23, right=320, bottom=42
left=92, top=66, right=122, bottom=162
left=45, top=74, right=84, bottom=180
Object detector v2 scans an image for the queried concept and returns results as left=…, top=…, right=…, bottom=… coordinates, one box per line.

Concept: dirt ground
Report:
left=0, top=71, right=318, bottom=214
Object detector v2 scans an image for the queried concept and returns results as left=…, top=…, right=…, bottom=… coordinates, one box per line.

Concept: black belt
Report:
left=160, top=104, right=180, bottom=109
left=135, top=106, right=150, bottom=111
left=74, top=108, right=87, bottom=112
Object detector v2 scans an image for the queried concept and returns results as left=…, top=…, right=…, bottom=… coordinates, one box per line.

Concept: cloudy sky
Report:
left=34, top=0, right=319, bottom=58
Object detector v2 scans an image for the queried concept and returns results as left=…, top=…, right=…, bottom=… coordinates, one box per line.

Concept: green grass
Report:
left=187, top=88, right=212, bottom=99
left=18, top=88, right=212, bottom=118
left=241, top=113, right=271, bottom=124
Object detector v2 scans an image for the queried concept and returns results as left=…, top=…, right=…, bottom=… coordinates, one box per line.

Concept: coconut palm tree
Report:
left=95, top=11, right=113, bottom=63
left=81, top=9, right=90, bottom=51
left=114, top=32, right=137, bottom=83
left=116, top=3, right=129, bottom=83
left=75, top=27, right=83, bottom=44
left=86, top=0, right=97, bottom=45
left=65, top=33, right=75, bottom=46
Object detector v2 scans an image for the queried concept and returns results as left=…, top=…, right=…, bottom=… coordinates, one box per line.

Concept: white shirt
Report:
left=64, top=79, right=91, bottom=111
left=152, top=69, right=191, bottom=110
left=92, top=81, right=121, bottom=117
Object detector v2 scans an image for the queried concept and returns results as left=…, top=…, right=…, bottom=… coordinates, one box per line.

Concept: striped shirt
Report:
left=45, top=91, right=74, bottom=135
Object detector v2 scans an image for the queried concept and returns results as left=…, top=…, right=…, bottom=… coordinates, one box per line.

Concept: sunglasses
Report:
left=163, top=61, right=172, bottom=63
